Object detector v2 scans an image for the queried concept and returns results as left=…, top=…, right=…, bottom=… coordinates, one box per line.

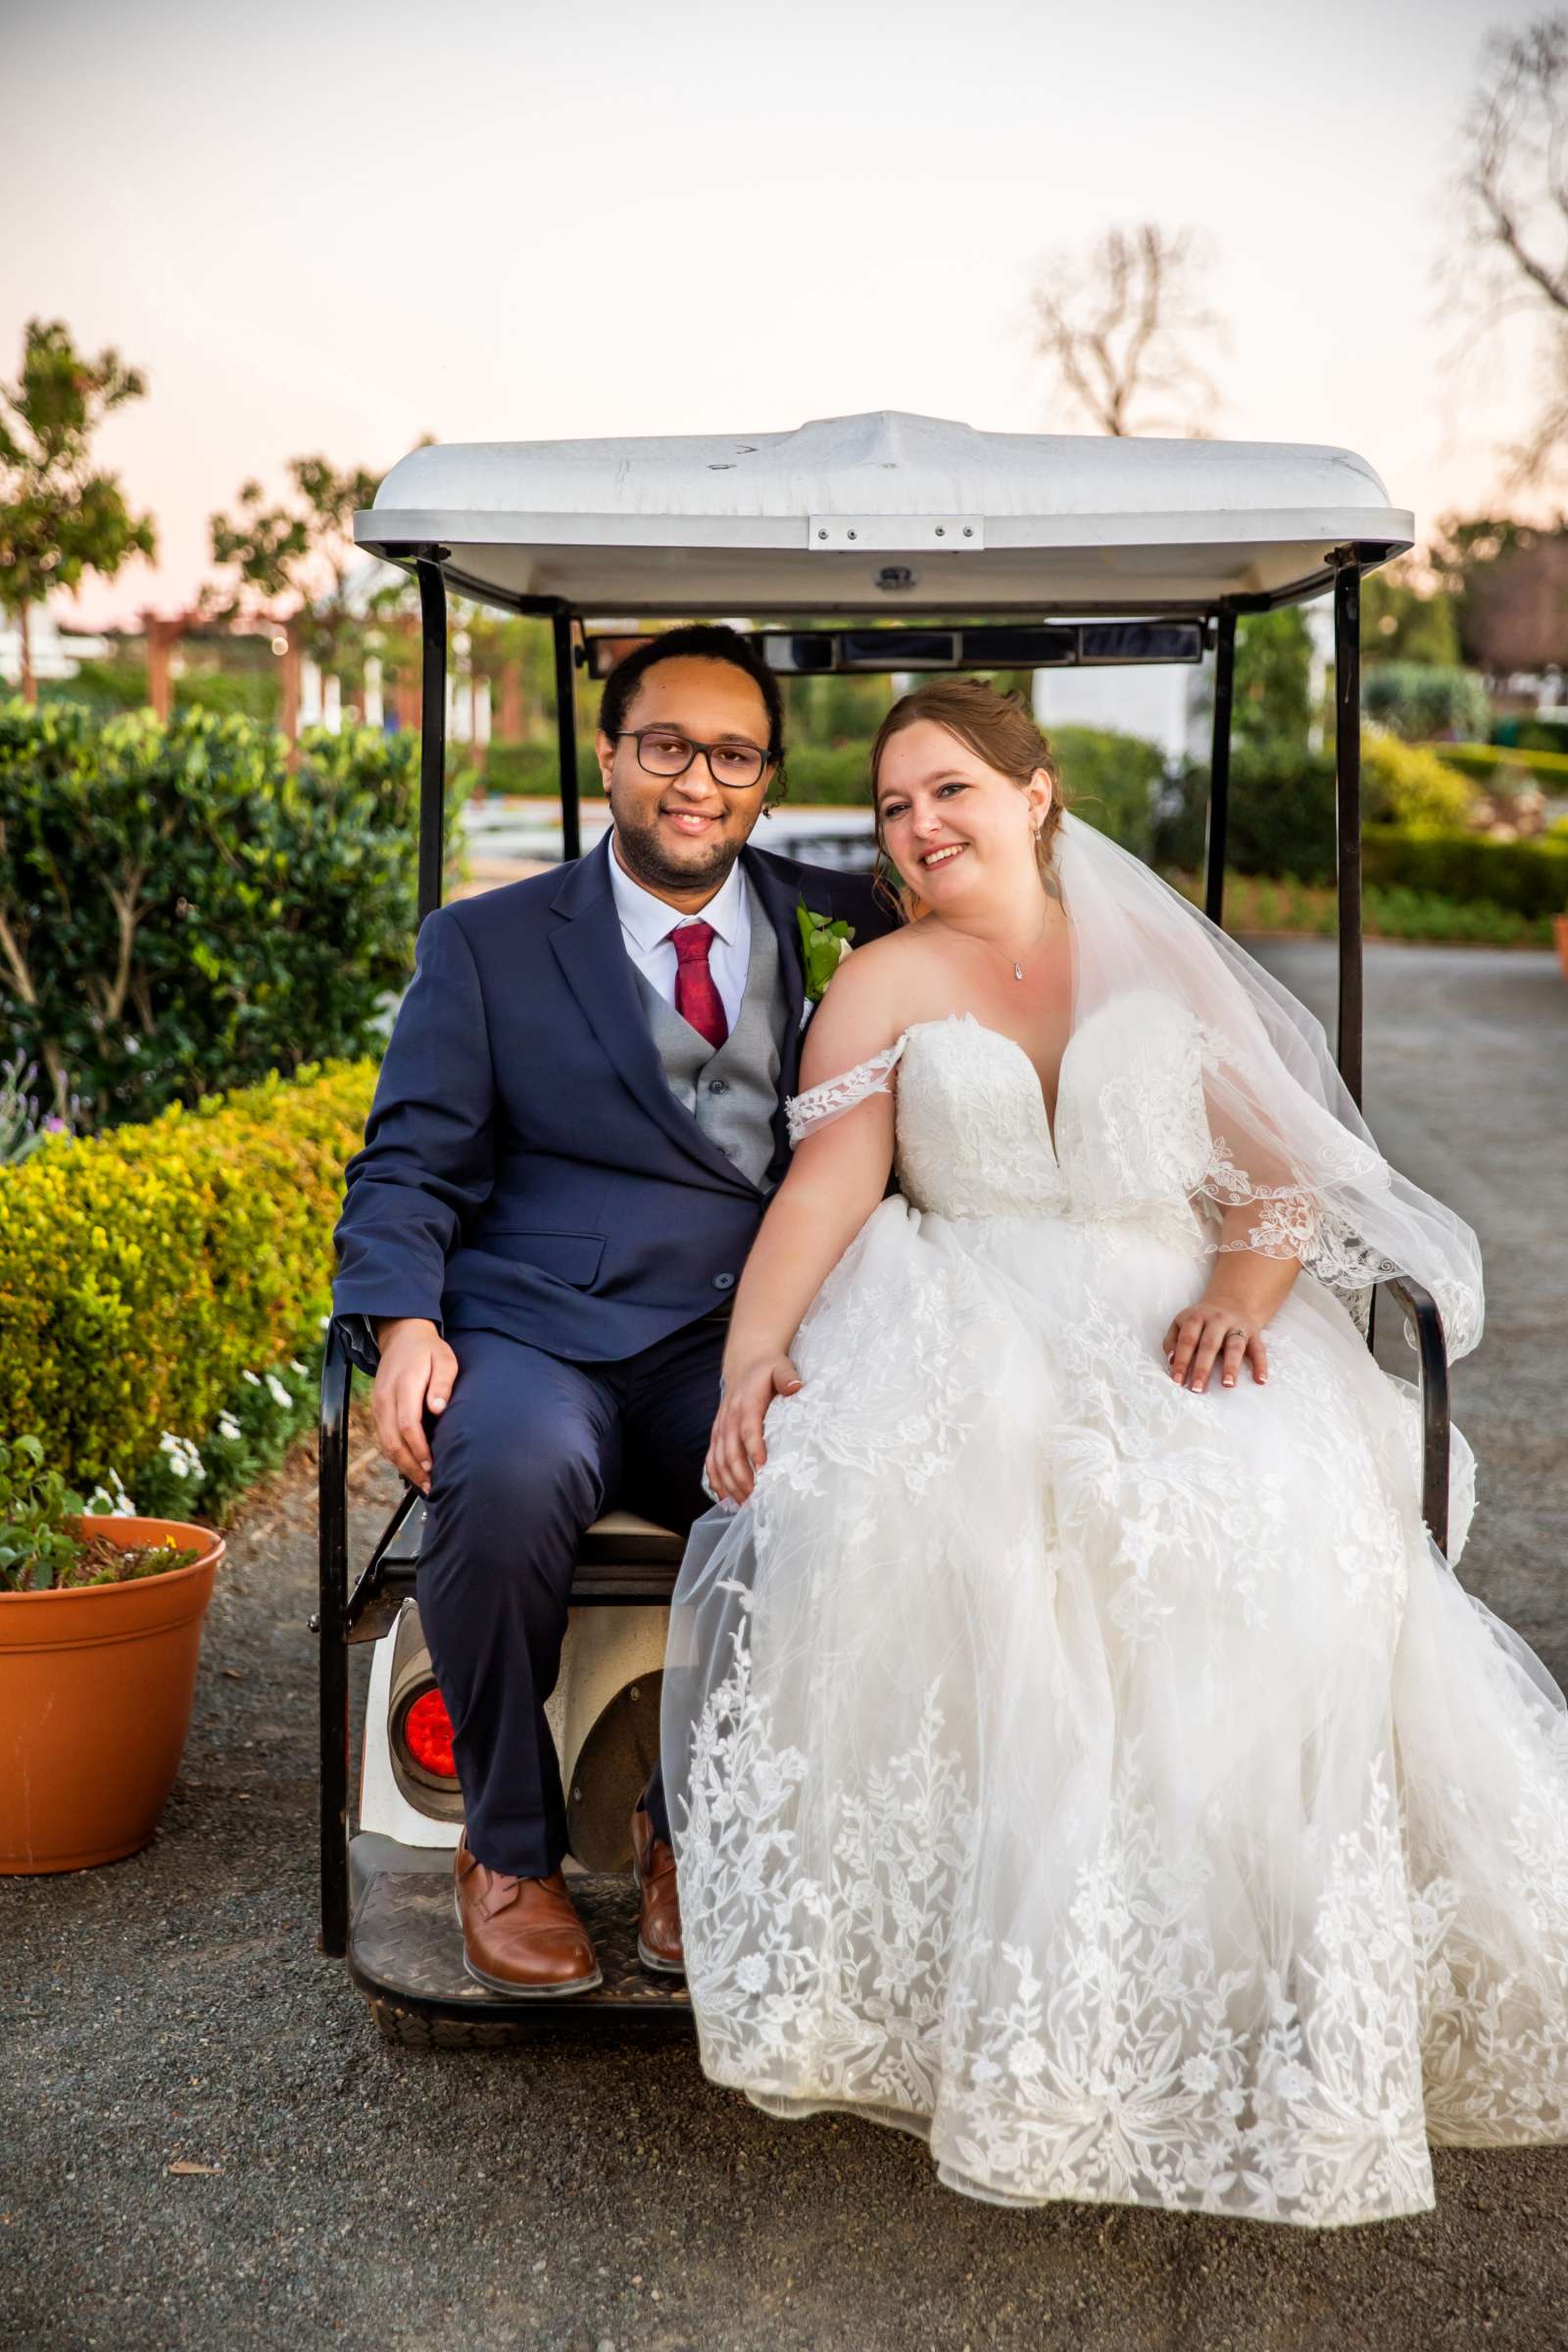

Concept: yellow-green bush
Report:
left=1361, top=732, right=1477, bottom=829
left=0, top=1060, right=373, bottom=1483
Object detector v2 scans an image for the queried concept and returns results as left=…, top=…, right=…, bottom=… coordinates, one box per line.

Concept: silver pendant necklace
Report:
left=950, top=907, right=1054, bottom=983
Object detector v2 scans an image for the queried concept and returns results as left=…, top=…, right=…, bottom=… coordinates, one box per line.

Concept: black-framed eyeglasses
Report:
left=614, top=727, right=771, bottom=791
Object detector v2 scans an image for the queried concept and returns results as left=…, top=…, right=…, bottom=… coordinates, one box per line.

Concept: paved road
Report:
left=4, top=942, right=1566, bottom=2352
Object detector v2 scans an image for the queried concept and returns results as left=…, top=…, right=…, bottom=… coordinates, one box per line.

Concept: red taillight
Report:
left=403, top=1688, right=458, bottom=1780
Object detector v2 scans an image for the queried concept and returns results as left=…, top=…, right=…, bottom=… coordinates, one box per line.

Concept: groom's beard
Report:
left=612, top=805, right=750, bottom=897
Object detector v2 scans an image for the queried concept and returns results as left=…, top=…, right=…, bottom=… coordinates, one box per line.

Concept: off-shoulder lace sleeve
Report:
left=785, top=1035, right=907, bottom=1147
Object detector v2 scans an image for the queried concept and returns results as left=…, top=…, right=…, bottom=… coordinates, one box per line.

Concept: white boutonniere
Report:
left=796, top=897, right=855, bottom=1030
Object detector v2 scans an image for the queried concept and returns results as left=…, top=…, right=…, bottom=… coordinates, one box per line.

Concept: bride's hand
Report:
left=705, top=1354, right=804, bottom=1506
left=1162, top=1299, right=1269, bottom=1394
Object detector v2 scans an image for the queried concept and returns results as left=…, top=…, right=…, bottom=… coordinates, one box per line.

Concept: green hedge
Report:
left=1153, top=744, right=1339, bottom=884
left=1497, top=715, right=1568, bottom=757
left=476, top=737, right=878, bottom=806
left=1180, top=871, right=1550, bottom=947
left=479, top=739, right=600, bottom=796
left=1424, top=741, right=1568, bottom=789
left=1050, top=726, right=1164, bottom=857
left=1360, top=825, right=1568, bottom=917
left=0, top=1060, right=373, bottom=1487
left=478, top=727, right=1163, bottom=828
left=0, top=703, right=457, bottom=1134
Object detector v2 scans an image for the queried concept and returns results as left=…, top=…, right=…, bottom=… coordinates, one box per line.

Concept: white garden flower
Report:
left=289, top=1358, right=310, bottom=1377
left=241, top=1370, right=262, bottom=1387
left=157, top=1432, right=205, bottom=1481
left=86, top=1468, right=136, bottom=1518
left=265, top=1373, right=294, bottom=1408
left=217, top=1415, right=242, bottom=1444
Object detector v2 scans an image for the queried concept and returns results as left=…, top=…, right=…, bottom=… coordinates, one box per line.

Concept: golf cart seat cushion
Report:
left=380, top=1497, right=685, bottom=1575
left=577, top=1508, right=686, bottom=1569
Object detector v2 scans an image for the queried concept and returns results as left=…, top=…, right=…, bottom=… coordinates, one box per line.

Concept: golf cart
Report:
left=318, top=409, right=1453, bottom=2045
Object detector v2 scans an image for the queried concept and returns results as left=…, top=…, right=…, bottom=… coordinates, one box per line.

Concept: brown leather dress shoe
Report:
left=631, top=1805, right=684, bottom=1976
left=453, top=1831, right=601, bottom=1998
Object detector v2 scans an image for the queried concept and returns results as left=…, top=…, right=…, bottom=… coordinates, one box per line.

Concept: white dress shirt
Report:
left=608, top=841, right=753, bottom=1038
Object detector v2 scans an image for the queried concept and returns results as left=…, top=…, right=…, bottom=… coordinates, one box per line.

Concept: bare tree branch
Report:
left=1451, top=16, right=1568, bottom=487
left=1030, top=222, right=1226, bottom=439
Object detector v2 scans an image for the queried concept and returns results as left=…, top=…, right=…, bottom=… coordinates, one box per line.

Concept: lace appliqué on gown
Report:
left=785, top=1037, right=906, bottom=1147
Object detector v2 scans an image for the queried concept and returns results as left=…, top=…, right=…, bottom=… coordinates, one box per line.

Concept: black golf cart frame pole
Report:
left=1203, top=610, right=1237, bottom=926
left=1333, top=553, right=1363, bottom=1110
left=317, top=1317, right=352, bottom=1957
left=416, top=557, right=448, bottom=923
left=553, top=605, right=581, bottom=862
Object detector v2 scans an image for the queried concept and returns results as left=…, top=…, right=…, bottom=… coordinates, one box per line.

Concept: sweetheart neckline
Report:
left=901, top=1011, right=1061, bottom=1158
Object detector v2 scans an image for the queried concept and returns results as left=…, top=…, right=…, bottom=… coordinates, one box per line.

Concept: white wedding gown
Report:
left=662, top=993, right=1568, bottom=2229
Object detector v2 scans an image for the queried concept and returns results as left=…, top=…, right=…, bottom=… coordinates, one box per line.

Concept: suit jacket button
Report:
left=709, top=1078, right=729, bottom=1094
left=712, top=1272, right=736, bottom=1290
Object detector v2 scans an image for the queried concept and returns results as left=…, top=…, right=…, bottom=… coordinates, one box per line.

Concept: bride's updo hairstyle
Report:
left=869, top=679, right=1065, bottom=920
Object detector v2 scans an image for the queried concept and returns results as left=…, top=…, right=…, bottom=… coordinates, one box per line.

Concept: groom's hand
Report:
left=372, top=1317, right=461, bottom=1494
left=706, top=1353, right=804, bottom=1507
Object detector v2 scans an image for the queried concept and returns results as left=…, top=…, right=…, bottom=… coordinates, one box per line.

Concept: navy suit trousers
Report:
left=416, top=1315, right=725, bottom=1877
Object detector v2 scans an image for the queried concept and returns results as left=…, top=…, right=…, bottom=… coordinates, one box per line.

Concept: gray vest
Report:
left=632, top=876, right=789, bottom=1191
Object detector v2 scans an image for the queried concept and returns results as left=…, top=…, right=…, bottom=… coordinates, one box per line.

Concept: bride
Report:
left=658, top=679, right=1568, bottom=2229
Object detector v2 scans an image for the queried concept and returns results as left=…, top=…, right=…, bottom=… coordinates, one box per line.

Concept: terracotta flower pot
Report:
left=0, top=1514, right=223, bottom=1875
left=1554, top=913, right=1568, bottom=981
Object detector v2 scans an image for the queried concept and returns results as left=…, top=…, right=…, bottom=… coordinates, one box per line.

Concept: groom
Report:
left=332, top=624, right=894, bottom=1997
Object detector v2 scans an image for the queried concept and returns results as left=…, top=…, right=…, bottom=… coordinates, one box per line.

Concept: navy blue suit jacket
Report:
left=332, top=829, right=897, bottom=1366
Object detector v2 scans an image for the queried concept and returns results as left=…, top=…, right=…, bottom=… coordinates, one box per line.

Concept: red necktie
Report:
left=670, top=919, right=728, bottom=1051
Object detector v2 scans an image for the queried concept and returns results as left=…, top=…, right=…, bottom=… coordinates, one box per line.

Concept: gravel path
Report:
left=4, top=940, right=1566, bottom=2352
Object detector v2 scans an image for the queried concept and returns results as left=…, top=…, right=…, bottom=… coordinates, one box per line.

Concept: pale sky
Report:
left=4, top=0, right=1538, bottom=628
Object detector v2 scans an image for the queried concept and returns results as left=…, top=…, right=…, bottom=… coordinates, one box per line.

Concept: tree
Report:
left=0, top=319, right=156, bottom=701
left=209, top=456, right=380, bottom=741
left=1360, top=564, right=1462, bottom=666
left=1030, top=223, right=1225, bottom=437
left=1455, top=16, right=1568, bottom=487
left=1233, top=609, right=1313, bottom=752
left=1430, top=511, right=1568, bottom=673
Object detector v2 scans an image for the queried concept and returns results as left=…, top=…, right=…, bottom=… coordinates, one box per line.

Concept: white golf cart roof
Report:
left=356, top=409, right=1410, bottom=617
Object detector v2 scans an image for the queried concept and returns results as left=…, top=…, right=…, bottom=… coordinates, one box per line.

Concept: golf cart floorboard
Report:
left=349, top=1865, right=693, bottom=2042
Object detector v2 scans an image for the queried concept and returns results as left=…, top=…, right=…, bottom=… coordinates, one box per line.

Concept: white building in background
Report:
left=1034, top=657, right=1207, bottom=766
left=1033, top=597, right=1336, bottom=763
left=0, top=606, right=110, bottom=687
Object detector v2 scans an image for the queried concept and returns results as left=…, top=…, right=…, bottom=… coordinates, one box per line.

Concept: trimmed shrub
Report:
left=172, top=667, right=282, bottom=724
left=0, top=703, right=456, bottom=1132
left=1049, top=726, right=1165, bottom=858
left=1360, top=734, right=1476, bottom=829
left=1502, top=715, right=1568, bottom=757
left=1360, top=825, right=1568, bottom=918
left=1152, top=739, right=1546, bottom=887
left=1361, top=663, right=1492, bottom=743
left=1431, top=741, right=1568, bottom=790
left=782, top=744, right=876, bottom=805
left=478, top=738, right=880, bottom=807
left=1170, top=870, right=1549, bottom=947
left=480, top=739, right=600, bottom=797
left=1153, top=743, right=1339, bottom=885
left=0, top=1059, right=373, bottom=1487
